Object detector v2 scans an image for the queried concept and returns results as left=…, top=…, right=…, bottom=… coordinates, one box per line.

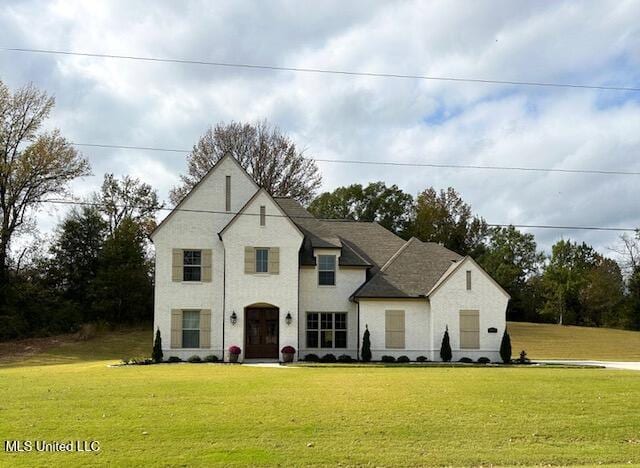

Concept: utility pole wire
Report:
left=2, top=47, right=639, bottom=92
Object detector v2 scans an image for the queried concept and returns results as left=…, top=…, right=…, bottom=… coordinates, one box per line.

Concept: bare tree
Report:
left=97, top=173, right=163, bottom=236
left=610, top=232, right=640, bottom=277
left=169, top=120, right=322, bottom=206
left=0, top=80, right=90, bottom=283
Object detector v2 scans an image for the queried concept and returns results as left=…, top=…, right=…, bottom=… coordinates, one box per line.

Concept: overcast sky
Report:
left=1, top=0, right=640, bottom=255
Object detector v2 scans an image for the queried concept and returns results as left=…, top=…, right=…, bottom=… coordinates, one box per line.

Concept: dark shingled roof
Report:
left=274, top=198, right=404, bottom=269
left=353, top=237, right=463, bottom=298
left=273, top=198, right=463, bottom=298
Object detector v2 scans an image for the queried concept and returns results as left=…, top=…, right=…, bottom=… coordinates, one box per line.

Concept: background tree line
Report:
left=1, top=79, right=639, bottom=340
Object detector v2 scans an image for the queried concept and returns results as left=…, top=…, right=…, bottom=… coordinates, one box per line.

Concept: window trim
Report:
left=182, top=309, right=201, bottom=349
left=305, top=311, right=347, bottom=349
left=255, top=248, right=269, bottom=273
left=317, top=255, right=337, bottom=286
left=183, top=249, right=202, bottom=282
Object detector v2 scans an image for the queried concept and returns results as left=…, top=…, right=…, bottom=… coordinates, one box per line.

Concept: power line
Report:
left=2, top=47, right=639, bottom=92
left=70, top=142, right=640, bottom=177
left=38, top=199, right=639, bottom=232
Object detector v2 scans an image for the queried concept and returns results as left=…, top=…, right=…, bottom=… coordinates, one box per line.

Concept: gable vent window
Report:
left=183, top=250, right=202, bottom=281
left=225, top=175, right=231, bottom=211
left=260, top=205, right=266, bottom=226
left=318, top=255, right=336, bottom=286
left=466, top=270, right=472, bottom=290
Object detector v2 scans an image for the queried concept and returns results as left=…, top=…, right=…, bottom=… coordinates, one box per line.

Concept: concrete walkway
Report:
left=541, top=360, right=640, bottom=371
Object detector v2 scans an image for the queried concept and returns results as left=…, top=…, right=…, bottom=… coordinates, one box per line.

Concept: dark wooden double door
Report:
left=245, top=307, right=279, bottom=359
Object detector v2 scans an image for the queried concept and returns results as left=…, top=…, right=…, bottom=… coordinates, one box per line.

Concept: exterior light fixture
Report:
left=285, top=312, right=293, bottom=326
left=230, top=311, right=237, bottom=325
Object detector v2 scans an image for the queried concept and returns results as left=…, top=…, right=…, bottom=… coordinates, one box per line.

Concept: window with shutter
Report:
left=385, top=310, right=405, bottom=349
left=182, top=310, right=200, bottom=348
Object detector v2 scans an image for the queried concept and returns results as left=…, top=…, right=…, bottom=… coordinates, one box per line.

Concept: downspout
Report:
left=220, top=233, right=226, bottom=361
left=356, top=299, right=360, bottom=361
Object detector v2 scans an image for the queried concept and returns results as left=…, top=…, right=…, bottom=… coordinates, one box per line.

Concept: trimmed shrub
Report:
left=167, top=356, right=182, bottom=363
left=477, top=357, right=491, bottom=364
left=440, top=327, right=452, bottom=362
left=152, top=328, right=163, bottom=363
left=303, top=353, right=320, bottom=362
left=416, top=356, right=429, bottom=363
left=204, top=354, right=219, bottom=363
left=361, top=326, right=372, bottom=362
left=320, top=353, right=337, bottom=363
left=187, top=355, right=202, bottom=363
left=500, top=330, right=512, bottom=364
left=397, top=355, right=410, bottom=363
left=381, top=355, right=396, bottom=363
left=337, top=354, right=354, bottom=363
left=458, top=357, right=473, bottom=363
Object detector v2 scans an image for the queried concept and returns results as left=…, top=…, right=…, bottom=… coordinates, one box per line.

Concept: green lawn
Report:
left=1, top=327, right=640, bottom=466
left=509, top=321, right=640, bottom=361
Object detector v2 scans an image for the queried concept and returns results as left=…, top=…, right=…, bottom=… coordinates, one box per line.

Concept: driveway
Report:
left=541, top=360, right=640, bottom=371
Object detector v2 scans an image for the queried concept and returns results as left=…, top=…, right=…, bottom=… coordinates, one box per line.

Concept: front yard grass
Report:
left=1, top=362, right=639, bottom=466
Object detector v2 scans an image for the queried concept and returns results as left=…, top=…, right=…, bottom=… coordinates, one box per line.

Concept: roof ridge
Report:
left=379, top=237, right=418, bottom=272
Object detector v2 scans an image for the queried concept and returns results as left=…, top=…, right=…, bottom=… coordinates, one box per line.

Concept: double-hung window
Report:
left=318, top=255, right=336, bottom=286
left=306, top=312, right=347, bottom=348
left=183, top=250, right=202, bottom=281
left=255, top=248, right=269, bottom=273
left=182, top=310, right=200, bottom=348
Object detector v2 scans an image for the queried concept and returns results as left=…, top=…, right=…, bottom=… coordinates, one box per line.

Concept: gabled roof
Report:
left=151, top=153, right=259, bottom=239
left=273, top=198, right=405, bottom=269
left=427, top=256, right=511, bottom=300
left=353, top=237, right=462, bottom=299
left=218, top=188, right=304, bottom=239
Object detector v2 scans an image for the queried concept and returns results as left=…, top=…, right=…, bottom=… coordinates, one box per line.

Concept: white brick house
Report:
left=152, top=154, right=509, bottom=362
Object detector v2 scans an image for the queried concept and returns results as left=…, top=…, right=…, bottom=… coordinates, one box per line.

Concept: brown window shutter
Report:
left=244, top=247, right=255, bottom=274
left=199, top=309, right=211, bottom=348
left=171, top=309, right=182, bottom=348
left=460, top=310, right=480, bottom=349
left=268, top=247, right=279, bottom=274
left=172, top=249, right=183, bottom=282
left=385, top=310, right=405, bottom=349
left=202, top=249, right=212, bottom=282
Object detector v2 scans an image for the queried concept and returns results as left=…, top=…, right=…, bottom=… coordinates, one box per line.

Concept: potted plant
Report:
left=281, top=345, right=296, bottom=363
left=228, top=345, right=241, bottom=363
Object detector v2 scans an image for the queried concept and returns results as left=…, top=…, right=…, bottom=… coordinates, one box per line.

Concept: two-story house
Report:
left=152, top=154, right=509, bottom=362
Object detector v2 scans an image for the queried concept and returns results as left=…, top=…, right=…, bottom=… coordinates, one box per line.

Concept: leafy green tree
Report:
left=91, top=217, right=152, bottom=324
left=440, top=327, right=452, bottom=362
left=152, top=328, right=163, bottom=363
left=625, top=268, right=640, bottom=330
left=499, top=330, right=512, bottom=364
left=541, top=240, right=600, bottom=325
left=580, top=258, right=625, bottom=327
left=308, top=182, right=414, bottom=236
left=478, top=226, right=544, bottom=321
left=361, top=326, right=372, bottom=362
left=170, top=120, right=322, bottom=205
left=411, top=187, right=488, bottom=256
left=97, top=173, right=162, bottom=236
left=46, top=206, right=107, bottom=319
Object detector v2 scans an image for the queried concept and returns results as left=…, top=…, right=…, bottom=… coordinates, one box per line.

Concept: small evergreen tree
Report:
left=152, top=328, right=163, bottom=363
left=361, top=325, right=372, bottom=362
left=440, top=326, right=452, bottom=362
left=500, top=329, right=512, bottom=364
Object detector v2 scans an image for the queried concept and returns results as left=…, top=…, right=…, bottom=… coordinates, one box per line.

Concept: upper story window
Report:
left=183, top=250, right=202, bottom=281
left=225, top=175, right=231, bottom=211
left=255, top=248, right=269, bottom=273
left=466, top=270, right=472, bottom=290
left=318, top=255, right=336, bottom=286
left=260, top=205, right=266, bottom=226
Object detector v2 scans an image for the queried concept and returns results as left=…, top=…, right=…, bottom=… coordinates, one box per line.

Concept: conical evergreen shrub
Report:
left=440, top=326, right=452, bottom=362
left=361, top=326, right=372, bottom=362
left=152, top=328, right=163, bottom=363
left=500, top=329, right=512, bottom=364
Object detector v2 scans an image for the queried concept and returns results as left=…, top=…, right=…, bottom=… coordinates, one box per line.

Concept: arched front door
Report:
left=245, top=306, right=279, bottom=359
